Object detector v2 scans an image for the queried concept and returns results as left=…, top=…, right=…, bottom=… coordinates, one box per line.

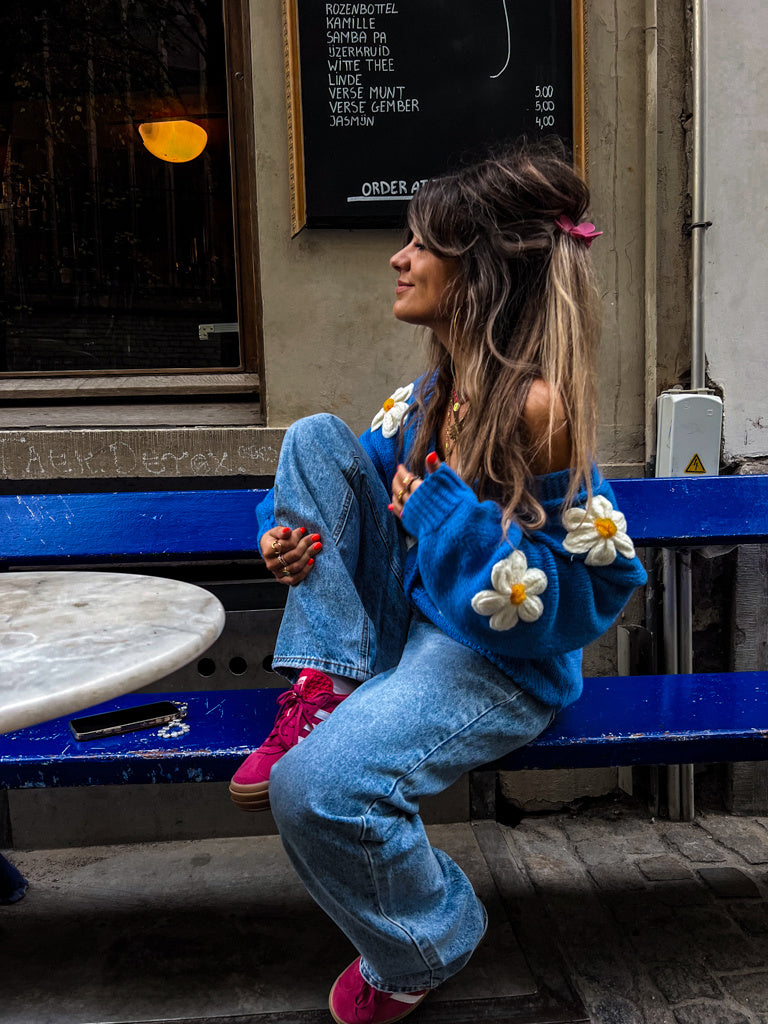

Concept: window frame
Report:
left=0, top=0, right=263, bottom=419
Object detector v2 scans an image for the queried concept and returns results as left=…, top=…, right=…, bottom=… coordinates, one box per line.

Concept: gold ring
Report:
left=277, top=554, right=288, bottom=568
left=396, top=488, right=405, bottom=503
left=404, top=474, right=414, bottom=492
left=281, top=567, right=292, bottom=577
left=271, top=540, right=282, bottom=554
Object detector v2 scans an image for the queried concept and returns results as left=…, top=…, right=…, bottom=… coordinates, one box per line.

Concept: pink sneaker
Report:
left=229, top=669, right=347, bottom=811
left=329, top=958, right=430, bottom=1024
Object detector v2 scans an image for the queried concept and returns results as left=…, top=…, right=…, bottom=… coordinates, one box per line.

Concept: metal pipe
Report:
left=677, top=550, right=696, bottom=820
left=678, top=550, right=693, bottom=674
left=644, top=0, right=659, bottom=465
left=664, top=0, right=710, bottom=825
left=667, top=765, right=682, bottom=821
left=690, top=0, right=708, bottom=390
left=662, top=549, right=679, bottom=675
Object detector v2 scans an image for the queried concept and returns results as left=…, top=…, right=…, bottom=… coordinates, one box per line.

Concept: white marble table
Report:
left=0, top=571, right=226, bottom=735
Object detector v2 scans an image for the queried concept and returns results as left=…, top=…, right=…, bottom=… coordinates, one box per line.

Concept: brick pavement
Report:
left=503, top=795, right=768, bottom=1024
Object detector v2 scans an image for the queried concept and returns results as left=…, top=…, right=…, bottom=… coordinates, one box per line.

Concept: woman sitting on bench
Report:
left=229, top=141, right=647, bottom=1024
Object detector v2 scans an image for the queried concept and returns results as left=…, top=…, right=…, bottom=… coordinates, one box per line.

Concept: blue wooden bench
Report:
left=2, top=477, right=767, bottom=813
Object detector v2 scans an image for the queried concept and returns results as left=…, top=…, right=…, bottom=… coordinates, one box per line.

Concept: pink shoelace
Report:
left=268, top=680, right=330, bottom=749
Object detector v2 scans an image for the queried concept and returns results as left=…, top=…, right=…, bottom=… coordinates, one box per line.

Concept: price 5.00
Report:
left=536, top=100, right=555, bottom=112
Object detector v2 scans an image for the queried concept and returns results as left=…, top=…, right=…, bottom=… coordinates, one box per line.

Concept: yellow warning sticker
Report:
left=684, top=453, right=707, bottom=474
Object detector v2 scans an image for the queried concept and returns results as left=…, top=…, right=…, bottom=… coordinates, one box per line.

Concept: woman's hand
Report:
left=390, top=452, right=439, bottom=517
left=260, top=526, right=322, bottom=586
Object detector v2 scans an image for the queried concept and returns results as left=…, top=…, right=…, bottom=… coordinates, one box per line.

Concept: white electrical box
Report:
left=655, top=389, right=723, bottom=478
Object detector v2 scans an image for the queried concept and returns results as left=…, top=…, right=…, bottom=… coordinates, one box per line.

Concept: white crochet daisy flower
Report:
left=371, top=383, right=414, bottom=438
left=562, top=495, right=636, bottom=566
left=471, top=550, right=548, bottom=631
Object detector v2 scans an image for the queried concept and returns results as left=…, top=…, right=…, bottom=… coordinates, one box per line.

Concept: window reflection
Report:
left=0, top=0, right=240, bottom=373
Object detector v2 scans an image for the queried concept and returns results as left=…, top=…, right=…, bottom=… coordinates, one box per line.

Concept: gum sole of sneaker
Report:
left=229, top=780, right=270, bottom=811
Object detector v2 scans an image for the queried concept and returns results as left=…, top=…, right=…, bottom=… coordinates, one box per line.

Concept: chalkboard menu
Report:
left=283, top=0, right=585, bottom=232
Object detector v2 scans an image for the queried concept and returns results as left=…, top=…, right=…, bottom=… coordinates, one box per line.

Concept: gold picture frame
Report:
left=283, top=0, right=588, bottom=234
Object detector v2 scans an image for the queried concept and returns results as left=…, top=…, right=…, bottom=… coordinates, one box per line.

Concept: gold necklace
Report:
left=445, top=382, right=468, bottom=456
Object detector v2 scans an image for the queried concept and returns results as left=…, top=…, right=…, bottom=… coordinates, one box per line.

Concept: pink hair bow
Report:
left=554, top=215, right=603, bottom=248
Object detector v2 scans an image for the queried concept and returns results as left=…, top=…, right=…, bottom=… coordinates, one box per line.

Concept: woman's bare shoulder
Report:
left=523, top=380, right=572, bottom=474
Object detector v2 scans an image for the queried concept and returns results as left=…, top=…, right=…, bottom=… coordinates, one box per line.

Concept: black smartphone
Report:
left=69, top=701, right=183, bottom=741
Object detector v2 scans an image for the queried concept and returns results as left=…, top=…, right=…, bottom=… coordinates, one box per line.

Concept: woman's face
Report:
left=390, top=236, right=458, bottom=343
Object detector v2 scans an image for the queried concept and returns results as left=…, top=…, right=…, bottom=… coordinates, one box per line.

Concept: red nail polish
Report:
left=388, top=503, right=394, bottom=511
left=300, top=527, right=307, bottom=535
left=426, top=451, right=438, bottom=466
left=313, top=542, right=322, bottom=551
left=310, top=533, right=321, bottom=542
left=307, top=558, right=315, bottom=567
left=281, top=527, right=291, bottom=536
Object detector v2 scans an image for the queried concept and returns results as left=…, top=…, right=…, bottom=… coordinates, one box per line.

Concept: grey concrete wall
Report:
left=703, top=0, right=768, bottom=462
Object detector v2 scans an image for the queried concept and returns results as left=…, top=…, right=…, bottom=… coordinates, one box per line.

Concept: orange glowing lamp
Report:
left=138, top=119, right=208, bottom=163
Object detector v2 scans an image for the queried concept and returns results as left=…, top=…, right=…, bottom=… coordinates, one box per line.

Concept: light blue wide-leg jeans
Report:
left=267, top=414, right=554, bottom=992
left=270, top=413, right=411, bottom=682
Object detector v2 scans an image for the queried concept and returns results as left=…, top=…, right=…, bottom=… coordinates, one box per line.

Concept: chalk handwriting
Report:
left=0, top=436, right=281, bottom=480
left=490, top=0, right=511, bottom=79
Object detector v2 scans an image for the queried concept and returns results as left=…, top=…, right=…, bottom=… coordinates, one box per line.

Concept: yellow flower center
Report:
left=382, top=398, right=395, bottom=412
left=509, top=583, right=527, bottom=606
left=594, top=517, right=618, bottom=539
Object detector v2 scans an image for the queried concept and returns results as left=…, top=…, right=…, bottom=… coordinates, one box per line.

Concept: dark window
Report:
left=0, top=0, right=252, bottom=375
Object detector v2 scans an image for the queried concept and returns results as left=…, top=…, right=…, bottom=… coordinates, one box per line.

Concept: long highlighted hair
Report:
left=404, top=141, right=602, bottom=530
